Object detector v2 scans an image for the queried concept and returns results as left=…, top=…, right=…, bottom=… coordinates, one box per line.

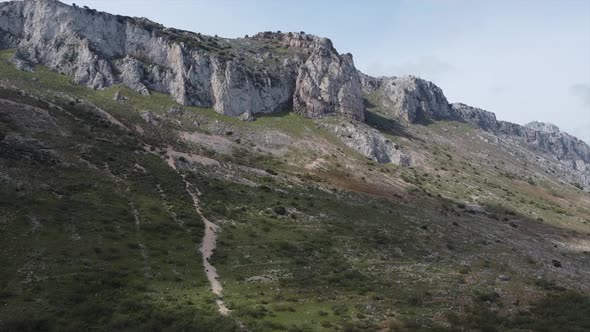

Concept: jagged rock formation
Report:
left=1, top=0, right=588, bottom=178
left=0, top=0, right=364, bottom=120
left=320, top=120, right=412, bottom=165
left=448, top=103, right=590, bottom=165
left=358, top=72, right=590, bottom=173
left=525, top=121, right=561, bottom=134
left=294, top=49, right=364, bottom=121
left=360, top=73, right=451, bottom=123
left=450, top=103, right=498, bottom=130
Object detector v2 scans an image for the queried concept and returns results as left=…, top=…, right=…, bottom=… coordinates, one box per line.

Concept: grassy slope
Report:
left=0, top=49, right=589, bottom=331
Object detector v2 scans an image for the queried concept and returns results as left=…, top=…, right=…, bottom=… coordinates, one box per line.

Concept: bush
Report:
left=273, top=206, right=286, bottom=215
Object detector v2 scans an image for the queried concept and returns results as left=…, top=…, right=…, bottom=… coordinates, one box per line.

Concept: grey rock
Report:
left=113, top=90, right=126, bottom=101
left=140, top=111, right=161, bottom=126
left=572, top=160, right=587, bottom=172
left=294, top=44, right=364, bottom=120
left=239, top=110, right=255, bottom=122
left=360, top=70, right=589, bottom=188
left=0, top=2, right=364, bottom=120
left=451, top=103, right=590, bottom=188
left=115, top=57, right=150, bottom=95
left=10, top=52, right=33, bottom=72
left=360, top=74, right=451, bottom=123
left=320, top=120, right=412, bottom=165
left=451, top=103, right=498, bottom=130
left=167, top=107, right=184, bottom=117
left=525, top=121, right=560, bottom=134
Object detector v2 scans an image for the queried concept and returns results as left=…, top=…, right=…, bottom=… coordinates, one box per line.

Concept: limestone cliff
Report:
left=1, top=0, right=588, bottom=175
left=0, top=0, right=364, bottom=120
left=360, top=73, right=451, bottom=123
left=359, top=73, right=590, bottom=174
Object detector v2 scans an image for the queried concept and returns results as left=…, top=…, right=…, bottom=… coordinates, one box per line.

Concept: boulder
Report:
left=239, top=110, right=255, bottom=122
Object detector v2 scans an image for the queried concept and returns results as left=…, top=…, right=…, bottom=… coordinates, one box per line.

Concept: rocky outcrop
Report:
left=0, top=0, right=364, bottom=120
left=293, top=42, right=364, bottom=121
left=320, top=120, right=412, bottom=165
left=115, top=57, right=150, bottom=95
left=449, top=103, right=590, bottom=166
left=525, top=121, right=560, bottom=134
left=140, top=111, right=161, bottom=126
left=451, top=103, right=498, bottom=131
left=360, top=72, right=590, bottom=175
left=239, top=110, right=255, bottom=122
left=360, top=73, right=451, bottom=123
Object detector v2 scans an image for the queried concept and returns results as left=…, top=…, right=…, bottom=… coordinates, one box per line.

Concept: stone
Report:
left=113, top=90, right=127, bottom=101
left=525, top=121, right=560, bottom=134
left=10, top=55, right=33, bottom=72
left=239, top=110, right=255, bottom=122
left=167, top=107, right=184, bottom=117
left=320, top=120, right=412, bottom=165
left=140, top=111, right=161, bottom=126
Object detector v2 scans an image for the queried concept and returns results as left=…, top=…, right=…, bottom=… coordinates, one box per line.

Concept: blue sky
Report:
left=24, top=1, right=590, bottom=142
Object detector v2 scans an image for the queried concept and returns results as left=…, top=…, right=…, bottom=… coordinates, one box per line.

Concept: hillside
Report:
left=1, top=1, right=589, bottom=331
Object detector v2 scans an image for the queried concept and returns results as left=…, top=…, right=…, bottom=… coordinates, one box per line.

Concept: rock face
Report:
left=1, top=1, right=587, bottom=180
left=0, top=0, right=364, bottom=120
left=449, top=103, right=590, bottom=165
left=294, top=45, right=364, bottom=121
left=359, top=72, right=590, bottom=178
left=320, top=120, right=412, bottom=165
left=360, top=73, right=451, bottom=123
left=525, top=121, right=560, bottom=134
left=451, top=103, right=498, bottom=131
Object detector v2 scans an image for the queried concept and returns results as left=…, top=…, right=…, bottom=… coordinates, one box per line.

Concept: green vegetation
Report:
left=0, top=47, right=589, bottom=331
left=0, top=87, right=237, bottom=330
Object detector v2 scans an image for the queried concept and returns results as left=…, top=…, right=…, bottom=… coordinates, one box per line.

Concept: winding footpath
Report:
left=185, top=183, right=231, bottom=316
left=167, top=155, right=230, bottom=316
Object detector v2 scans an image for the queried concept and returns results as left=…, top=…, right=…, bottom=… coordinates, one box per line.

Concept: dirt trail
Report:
left=185, top=182, right=231, bottom=316
left=167, top=155, right=230, bottom=316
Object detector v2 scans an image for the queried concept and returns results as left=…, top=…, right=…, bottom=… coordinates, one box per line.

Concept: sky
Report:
left=10, top=0, right=590, bottom=142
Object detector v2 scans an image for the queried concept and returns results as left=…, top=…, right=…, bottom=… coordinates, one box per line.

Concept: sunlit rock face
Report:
left=0, top=1, right=364, bottom=120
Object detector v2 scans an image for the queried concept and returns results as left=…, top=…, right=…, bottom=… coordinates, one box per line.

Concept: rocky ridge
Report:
left=0, top=0, right=364, bottom=120
left=360, top=73, right=452, bottom=123
left=360, top=74, right=590, bottom=174
left=449, top=103, right=590, bottom=166
left=1, top=0, right=588, bottom=179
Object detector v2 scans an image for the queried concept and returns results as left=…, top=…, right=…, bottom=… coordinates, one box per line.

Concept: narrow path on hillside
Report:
left=167, top=155, right=230, bottom=316
left=184, top=180, right=231, bottom=316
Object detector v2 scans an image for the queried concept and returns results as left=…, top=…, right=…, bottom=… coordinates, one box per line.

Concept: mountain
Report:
left=1, top=1, right=589, bottom=331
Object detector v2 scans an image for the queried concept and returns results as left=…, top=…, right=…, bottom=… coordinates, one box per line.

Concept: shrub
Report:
left=273, top=206, right=286, bottom=215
